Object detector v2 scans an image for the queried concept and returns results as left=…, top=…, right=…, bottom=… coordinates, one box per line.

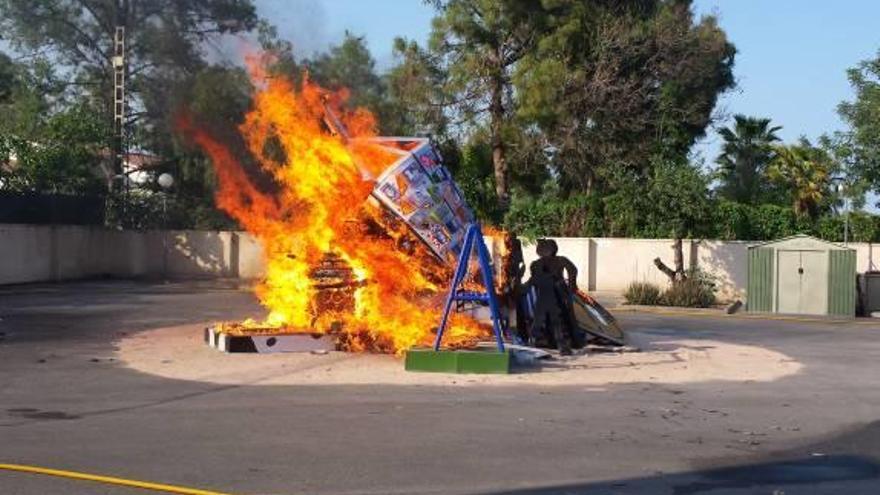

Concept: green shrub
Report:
left=749, top=204, right=797, bottom=240
left=504, top=192, right=604, bottom=238
left=714, top=200, right=751, bottom=240
left=816, top=215, right=844, bottom=242
left=660, top=270, right=718, bottom=308
left=623, top=281, right=663, bottom=305
left=849, top=212, right=880, bottom=243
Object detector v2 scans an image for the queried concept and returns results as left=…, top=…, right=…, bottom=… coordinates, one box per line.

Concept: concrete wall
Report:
left=854, top=243, right=880, bottom=274
left=0, top=224, right=254, bottom=285
left=591, top=238, right=692, bottom=293
left=164, top=230, right=235, bottom=278
left=2, top=224, right=878, bottom=304
left=0, top=224, right=53, bottom=284
left=237, top=232, right=265, bottom=279
left=697, top=241, right=750, bottom=301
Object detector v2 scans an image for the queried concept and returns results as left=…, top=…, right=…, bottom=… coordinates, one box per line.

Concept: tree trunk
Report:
left=491, top=121, right=508, bottom=209
left=672, top=237, right=684, bottom=276
left=489, top=49, right=509, bottom=211
left=653, top=238, right=687, bottom=283
left=689, top=239, right=699, bottom=271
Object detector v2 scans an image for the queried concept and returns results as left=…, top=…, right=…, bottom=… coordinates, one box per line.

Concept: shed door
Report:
left=801, top=251, right=829, bottom=314
left=777, top=251, right=801, bottom=313
left=777, top=250, right=829, bottom=315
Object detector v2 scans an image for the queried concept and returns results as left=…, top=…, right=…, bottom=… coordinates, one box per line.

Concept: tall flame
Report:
left=180, top=62, right=487, bottom=354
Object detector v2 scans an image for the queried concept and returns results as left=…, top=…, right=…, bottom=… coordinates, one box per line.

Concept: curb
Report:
left=611, top=305, right=880, bottom=325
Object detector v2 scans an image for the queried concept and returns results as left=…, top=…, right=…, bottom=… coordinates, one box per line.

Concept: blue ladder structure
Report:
left=433, top=223, right=507, bottom=352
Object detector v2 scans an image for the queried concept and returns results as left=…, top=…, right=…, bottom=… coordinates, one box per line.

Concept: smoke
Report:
left=203, top=0, right=329, bottom=67
left=255, top=0, right=329, bottom=58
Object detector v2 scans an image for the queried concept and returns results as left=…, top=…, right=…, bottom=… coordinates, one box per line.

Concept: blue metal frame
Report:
left=433, top=224, right=506, bottom=352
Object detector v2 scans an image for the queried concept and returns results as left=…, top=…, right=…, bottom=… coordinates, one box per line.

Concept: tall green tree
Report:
left=0, top=52, right=15, bottom=104
left=429, top=0, right=552, bottom=210
left=837, top=50, right=880, bottom=197
left=602, top=157, right=712, bottom=280
left=1, top=102, right=108, bottom=194
left=386, top=37, right=450, bottom=138
left=0, top=0, right=259, bottom=180
left=767, top=141, right=832, bottom=219
left=516, top=0, right=735, bottom=194
left=647, top=159, right=713, bottom=282
left=0, top=53, right=67, bottom=138
left=715, top=115, right=781, bottom=203
left=0, top=51, right=109, bottom=195
left=818, top=132, right=869, bottom=210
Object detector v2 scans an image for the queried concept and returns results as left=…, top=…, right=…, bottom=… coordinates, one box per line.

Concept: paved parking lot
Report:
left=1, top=281, right=879, bottom=494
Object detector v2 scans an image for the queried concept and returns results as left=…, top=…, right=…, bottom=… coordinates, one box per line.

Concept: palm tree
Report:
left=715, top=115, right=782, bottom=203
left=767, top=143, right=831, bottom=218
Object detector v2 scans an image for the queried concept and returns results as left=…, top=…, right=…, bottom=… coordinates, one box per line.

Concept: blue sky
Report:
left=691, top=1, right=880, bottom=161
left=255, top=0, right=436, bottom=67
left=259, top=0, right=880, bottom=164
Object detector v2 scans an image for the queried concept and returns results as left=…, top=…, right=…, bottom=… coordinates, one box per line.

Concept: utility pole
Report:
left=112, top=0, right=128, bottom=191
left=106, top=0, right=130, bottom=228
left=834, top=180, right=850, bottom=246
left=112, top=26, right=125, bottom=183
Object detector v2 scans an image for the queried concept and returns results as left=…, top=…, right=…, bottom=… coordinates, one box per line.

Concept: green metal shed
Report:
left=747, top=235, right=856, bottom=317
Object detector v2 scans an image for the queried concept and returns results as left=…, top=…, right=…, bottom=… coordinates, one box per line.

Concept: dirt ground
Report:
left=118, top=324, right=802, bottom=387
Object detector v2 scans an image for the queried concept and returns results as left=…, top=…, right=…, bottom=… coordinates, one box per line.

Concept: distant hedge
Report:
left=711, top=200, right=879, bottom=243
left=504, top=195, right=880, bottom=242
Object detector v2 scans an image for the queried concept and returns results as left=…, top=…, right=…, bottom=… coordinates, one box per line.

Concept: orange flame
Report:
left=180, top=64, right=488, bottom=354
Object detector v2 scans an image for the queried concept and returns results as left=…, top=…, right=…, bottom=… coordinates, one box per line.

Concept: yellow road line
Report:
left=0, top=463, right=236, bottom=495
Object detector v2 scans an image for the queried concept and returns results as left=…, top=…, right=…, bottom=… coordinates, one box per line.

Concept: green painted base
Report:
left=405, top=348, right=511, bottom=374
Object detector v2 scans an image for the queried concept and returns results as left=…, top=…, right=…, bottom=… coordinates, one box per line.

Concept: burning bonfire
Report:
left=181, top=59, right=489, bottom=355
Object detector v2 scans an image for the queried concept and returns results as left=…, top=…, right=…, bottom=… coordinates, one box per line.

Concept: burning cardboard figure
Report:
left=181, top=61, right=487, bottom=355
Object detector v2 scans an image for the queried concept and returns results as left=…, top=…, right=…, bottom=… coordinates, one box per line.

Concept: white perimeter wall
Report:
left=0, top=225, right=241, bottom=284
left=2, top=223, right=879, bottom=302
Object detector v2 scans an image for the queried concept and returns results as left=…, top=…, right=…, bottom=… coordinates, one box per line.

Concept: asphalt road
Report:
left=1, top=280, right=879, bottom=495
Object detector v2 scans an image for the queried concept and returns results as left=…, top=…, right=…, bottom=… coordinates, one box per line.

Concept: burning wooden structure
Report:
left=191, top=57, right=624, bottom=357
left=190, top=59, right=486, bottom=354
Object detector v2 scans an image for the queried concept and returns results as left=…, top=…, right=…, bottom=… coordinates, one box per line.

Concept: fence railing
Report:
left=0, top=192, right=105, bottom=225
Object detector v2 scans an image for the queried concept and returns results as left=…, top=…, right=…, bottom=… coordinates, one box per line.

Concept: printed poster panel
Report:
left=373, top=142, right=475, bottom=263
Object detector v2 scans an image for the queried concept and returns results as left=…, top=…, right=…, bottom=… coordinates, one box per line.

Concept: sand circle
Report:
left=116, top=324, right=802, bottom=387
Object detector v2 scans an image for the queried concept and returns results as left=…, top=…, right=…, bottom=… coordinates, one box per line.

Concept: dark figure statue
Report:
left=532, top=239, right=578, bottom=292
left=500, top=232, right=528, bottom=342
left=524, top=239, right=579, bottom=355
left=523, top=261, right=573, bottom=355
